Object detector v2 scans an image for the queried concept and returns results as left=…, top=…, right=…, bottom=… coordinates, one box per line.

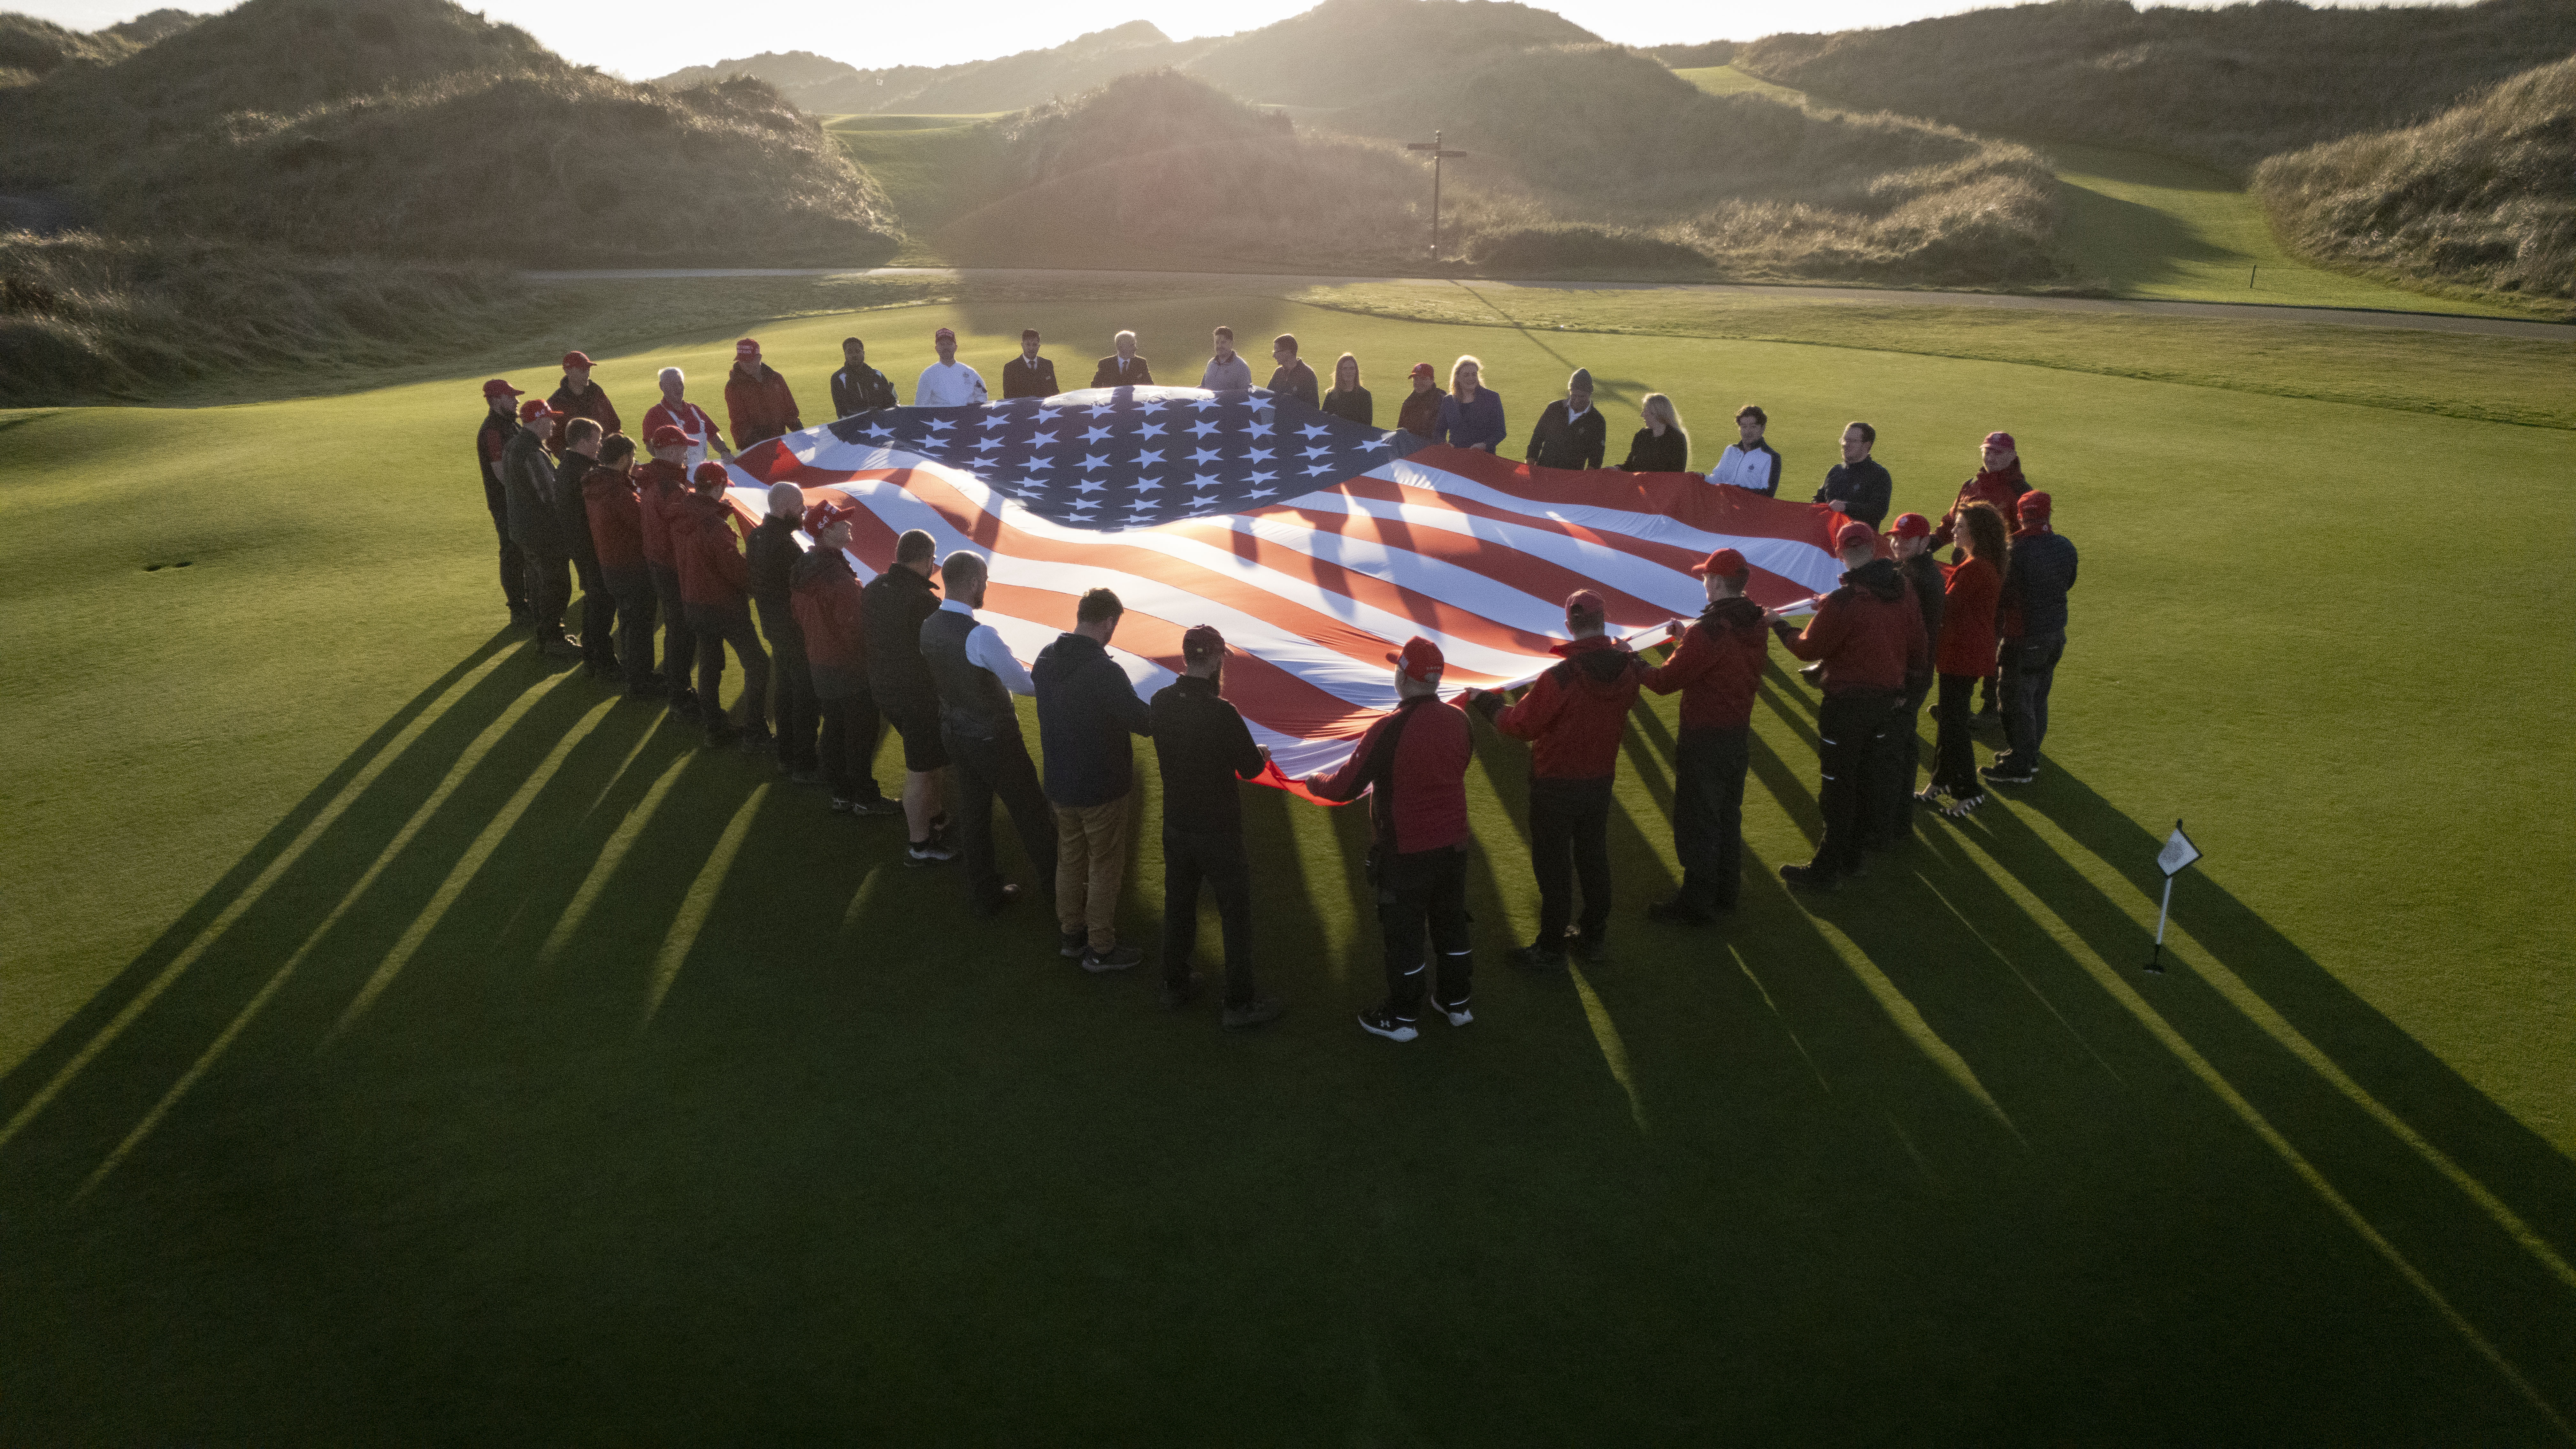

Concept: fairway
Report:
left=4, top=287, right=2572, bottom=1441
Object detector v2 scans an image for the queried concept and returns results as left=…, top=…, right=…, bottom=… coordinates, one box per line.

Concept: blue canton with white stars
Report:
left=816, top=386, right=1429, bottom=531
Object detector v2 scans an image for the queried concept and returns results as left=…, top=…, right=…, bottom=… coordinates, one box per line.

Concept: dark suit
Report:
left=1090, top=354, right=1154, bottom=389
left=1000, top=354, right=1060, bottom=400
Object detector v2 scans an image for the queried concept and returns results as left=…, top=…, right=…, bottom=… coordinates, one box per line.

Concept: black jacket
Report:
left=1816, top=458, right=1893, bottom=529
left=1898, top=552, right=1944, bottom=693
left=1150, top=673, right=1265, bottom=835
left=500, top=427, right=565, bottom=552
left=1322, top=387, right=1373, bottom=428
left=1268, top=359, right=1319, bottom=409
left=1033, top=631, right=1153, bottom=808
left=1617, top=426, right=1689, bottom=473
left=476, top=410, right=516, bottom=514
left=2003, top=531, right=2079, bottom=637
left=862, top=564, right=942, bottom=706
left=552, top=452, right=602, bottom=567
left=831, top=363, right=897, bottom=417
left=1527, top=401, right=1608, bottom=470
left=1000, top=355, right=1061, bottom=401
left=745, top=515, right=805, bottom=648
left=1091, top=354, right=1153, bottom=389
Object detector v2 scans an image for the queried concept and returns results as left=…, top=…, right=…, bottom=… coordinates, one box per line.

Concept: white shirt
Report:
left=938, top=598, right=1034, bottom=695
left=643, top=399, right=721, bottom=468
left=1712, top=441, right=1782, bottom=494
left=916, top=361, right=988, bottom=407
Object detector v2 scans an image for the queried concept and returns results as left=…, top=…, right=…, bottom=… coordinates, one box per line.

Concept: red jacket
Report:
left=1312, top=695, right=1472, bottom=855
left=1640, top=596, right=1768, bottom=729
left=582, top=464, right=646, bottom=574
left=790, top=548, right=868, bottom=695
left=1936, top=555, right=2001, bottom=678
left=671, top=493, right=749, bottom=610
left=633, top=459, right=690, bottom=570
left=724, top=364, right=801, bottom=449
left=1493, top=635, right=1640, bottom=780
left=1774, top=558, right=1928, bottom=694
left=1931, top=463, right=2028, bottom=547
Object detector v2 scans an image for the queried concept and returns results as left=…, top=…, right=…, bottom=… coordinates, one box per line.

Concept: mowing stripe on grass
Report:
left=0, top=648, right=513, bottom=1157
left=538, top=748, right=695, bottom=966
left=1731, top=945, right=1832, bottom=1094
left=1912, top=871, right=2127, bottom=1085
left=1800, top=913, right=2026, bottom=1148
left=1943, top=827, right=2575, bottom=1440
left=329, top=692, right=619, bottom=1041
left=640, top=784, right=770, bottom=1030
left=1567, top=962, right=1648, bottom=1136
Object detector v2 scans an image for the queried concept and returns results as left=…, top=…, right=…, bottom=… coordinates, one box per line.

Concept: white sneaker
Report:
left=1441, top=1003, right=1474, bottom=1027
left=1357, top=1006, right=1418, bottom=1043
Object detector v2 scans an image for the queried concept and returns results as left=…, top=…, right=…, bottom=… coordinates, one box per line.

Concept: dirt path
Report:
left=520, top=266, right=2575, bottom=341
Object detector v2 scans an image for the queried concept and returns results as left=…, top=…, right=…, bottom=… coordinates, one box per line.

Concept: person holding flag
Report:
left=672, top=460, right=772, bottom=751
left=791, top=502, right=901, bottom=816
left=1640, top=548, right=1770, bottom=923
left=1149, top=625, right=1283, bottom=1028
left=829, top=337, right=899, bottom=417
left=1482, top=590, right=1640, bottom=969
left=1768, top=521, right=1928, bottom=891
left=634, top=426, right=703, bottom=721
left=641, top=367, right=734, bottom=469
left=583, top=433, right=662, bottom=699
left=1000, top=329, right=1060, bottom=401
left=502, top=397, right=581, bottom=659
left=723, top=338, right=801, bottom=450
left=1987, top=491, right=2077, bottom=786
left=916, top=327, right=988, bottom=407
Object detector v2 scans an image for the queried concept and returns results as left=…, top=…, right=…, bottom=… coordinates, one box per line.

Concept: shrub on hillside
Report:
left=2255, top=55, right=2576, bottom=303
left=1469, top=225, right=1712, bottom=278
left=0, top=13, right=138, bottom=81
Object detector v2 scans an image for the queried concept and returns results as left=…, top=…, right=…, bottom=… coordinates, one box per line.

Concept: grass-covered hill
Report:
left=0, top=8, right=196, bottom=85
left=1736, top=0, right=2576, bottom=175
left=0, top=0, right=896, bottom=267
left=656, top=21, right=1197, bottom=117
left=2255, top=55, right=2576, bottom=305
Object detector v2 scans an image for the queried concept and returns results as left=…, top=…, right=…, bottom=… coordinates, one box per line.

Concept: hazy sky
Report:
left=28, top=0, right=2472, bottom=81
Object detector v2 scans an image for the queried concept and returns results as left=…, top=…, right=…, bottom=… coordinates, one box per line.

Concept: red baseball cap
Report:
left=1565, top=588, right=1606, bottom=622
left=1386, top=636, right=1445, bottom=681
left=646, top=424, right=689, bottom=451
left=934, top=326, right=956, bottom=342
left=691, top=461, right=731, bottom=487
left=1889, top=512, right=1932, bottom=539
left=802, top=500, right=858, bottom=534
left=735, top=338, right=760, bottom=358
left=1182, top=624, right=1226, bottom=661
left=1690, top=547, right=1749, bottom=577
left=562, top=350, right=593, bottom=369
left=1983, top=431, right=2016, bottom=450
left=517, top=398, right=561, bottom=423
left=482, top=378, right=523, bottom=398
left=1410, top=362, right=1434, bottom=379
left=2018, top=490, right=2053, bottom=518
left=1835, top=520, right=1876, bottom=551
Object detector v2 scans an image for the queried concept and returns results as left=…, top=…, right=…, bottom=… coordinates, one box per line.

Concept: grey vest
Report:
left=920, top=607, right=1016, bottom=740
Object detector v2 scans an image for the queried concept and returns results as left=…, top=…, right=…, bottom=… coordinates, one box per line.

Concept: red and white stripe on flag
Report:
left=722, top=439, right=1858, bottom=790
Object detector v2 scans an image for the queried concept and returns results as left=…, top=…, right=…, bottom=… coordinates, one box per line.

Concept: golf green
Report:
left=3, top=290, right=2570, bottom=1442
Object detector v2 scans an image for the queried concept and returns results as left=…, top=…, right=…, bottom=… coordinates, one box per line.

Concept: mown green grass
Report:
left=825, top=114, right=1020, bottom=266
left=3, top=291, right=2572, bottom=1441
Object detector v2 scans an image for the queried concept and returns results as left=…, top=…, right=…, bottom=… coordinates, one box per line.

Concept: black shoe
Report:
left=626, top=675, right=668, bottom=700
left=1568, top=931, right=1611, bottom=965
left=849, top=794, right=902, bottom=817
left=1779, top=863, right=1838, bottom=892
left=1645, top=897, right=1712, bottom=926
left=668, top=689, right=701, bottom=721
left=1161, top=970, right=1203, bottom=1009
left=1223, top=994, right=1284, bottom=1029
left=1506, top=943, right=1566, bottom=971
left=1058, top=929, right=1088, bottom=960
left=736, top=727, right=775, bottom=755
left=1082, top=943, right=1143, bottom=974
left=1438, top=998, right=1473, bottom=1027
left=1357, top=1005, right=1419, bottom=1043
left=1982, top=758, right=2038, bottom=784
left=538, top=632, right=584, bottom=660
left=789, top=770, right=825, bottom=787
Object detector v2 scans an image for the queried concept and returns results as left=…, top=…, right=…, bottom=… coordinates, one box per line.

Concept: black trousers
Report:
left=1672, top=723, right=1748, bottom=914
left=2000, top=630, right=2066, bottom=766
left=1873, top=685, right=1929, bottom=841
left=1378, top=844, right=1472, bottom=1023
left=1161, top=828, right=1256, bottom=1006
left=602, top=566, right=658, bottom=686
left=770, top=642, right=819, bottom=771
left=943, top=724, right=1058, bottom=914
left=690, top=606, right=770, bottom=737
left=1813, top=689, right=1899, bottom=877
left=488, top=503, right=528, bottom=612
left=1931, top=672, right=1982, bottom=795
left=817, top=690, right=886, bottom=800
left=523, top=544, right=571, bottom=636
left=572, top=554, right=616, bottom=668
left=647, top=564, right=697, bottom=692
left=1527, top=775, right=1613, bottom=946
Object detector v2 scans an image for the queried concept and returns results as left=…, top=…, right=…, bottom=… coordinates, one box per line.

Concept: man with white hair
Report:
left=1090, top=331, right=1152, bottom=389
left=641, top=366, right=734, bottom=469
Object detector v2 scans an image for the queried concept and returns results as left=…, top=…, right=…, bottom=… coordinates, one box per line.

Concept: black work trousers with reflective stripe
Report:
left=1378, top=843, right=1472, bottom=1024
left=1527, top=775, right=1613, bottom=947
left=1672, top=723, right=1748, bottom=914
left=1161, top=827, right=1256, bottom=1007
left=1813, top=688, right=1900, bottom=878
left=1873, top=683, right=1929, bottom=842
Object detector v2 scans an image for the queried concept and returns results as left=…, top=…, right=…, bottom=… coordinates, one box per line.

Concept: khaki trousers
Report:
left=1054, top=795, right=1130, bottom=949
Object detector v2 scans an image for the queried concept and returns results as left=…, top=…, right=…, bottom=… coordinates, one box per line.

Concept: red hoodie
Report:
left=634, top=458, right=690, bottom=571
left=1640, top=596, right=1768, bottom=729
left=1930, top=463, right=2028, bottom=547
left=1936, top=554, right=2001, bottom=678
left=1493, top=635, right=1641, bottom=780
left=671, top=492, right=749, bottom=610
left=1774, top=558, right=1928, bottom=694
left=1311, top=695, right=1472, bottom=855
left=790, top=547, right=868, bottom=694
left=582, top=464, right=646, bottom=575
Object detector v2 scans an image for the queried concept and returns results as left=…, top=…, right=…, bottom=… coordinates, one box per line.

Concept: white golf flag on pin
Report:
left=2157, top=824, right=2203, bottom=878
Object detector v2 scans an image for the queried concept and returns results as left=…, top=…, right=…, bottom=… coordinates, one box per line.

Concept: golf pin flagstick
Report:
left=2145, top=820, right=2201, bottom=973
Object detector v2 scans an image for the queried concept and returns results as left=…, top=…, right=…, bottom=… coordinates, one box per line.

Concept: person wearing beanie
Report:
left=1307, top=638, right=1476, bottom=1044
left=1872, top=512, right=1946, bottom=846
left=641, top=367, right=733, bottom=470
left=791, top=503, right=901, bottom=816
left=672, top=460, right=773, bottom=751
left=1524, top=367, right=1607, bottom=471
left=1922, top=500, right=2007, bottom=816
left=920, top=550, right=1054, bottom=916
left=583, top=433, right=663, bottom=700
left=747, top=481, right=824, bottom=783
left=1266, top=334, right=1320, bottom=409
left=552, top=417, right=621, bottom=682
left=1034, top=588, right=1156, bottom=972
left=863, top=528, right=954, bottom=864
left=1640, top=548, right=1771, bottom=923
left=829, top=337, right=898, bottom=418
left=1478, top=590, right=1640, bottom=969
left=548, top=350, right=620, bottom=448
left=916, top=327, right=988, bottom=407
left=1986, top=491, right=2078, bottom=786
left=1767, top=520, right=1928, bottom=890
left=722, top=339, right=801, bottom=450
left=1396, top=362, right=1443, bottom=440
left=475, top=379, right=533, bottom=625
left=502, top=398, right=582, bottom=658
left=1710, top=405, right=1782, bottom=496
left=635, top=427, right=703, bottom=719
left=1149, top=625, right=1283, bottom=1028
left=1001, top=328, right=1061, bottom=401
left=1932, top=430, right=2031, bottom=723
left=1814, top=420, right=1892, bottom=529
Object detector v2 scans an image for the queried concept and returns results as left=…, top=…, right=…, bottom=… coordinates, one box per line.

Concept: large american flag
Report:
left=720, top=386, right=1855, bottom=788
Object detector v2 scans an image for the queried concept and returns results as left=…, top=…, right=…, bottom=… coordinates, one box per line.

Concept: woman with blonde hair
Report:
left=1322, top=352, right=1373, bottom=428
left=1435, top=354, right=1506, bottom=453
left=1617, top=393, right=1690, bottom=472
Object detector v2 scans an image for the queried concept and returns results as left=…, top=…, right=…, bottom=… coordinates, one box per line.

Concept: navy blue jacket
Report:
left=1033, top=631, right=1153, bottom=807
left=1815, top=458, right=1892, bottom=529
left=2004, top=531, right=2079, bottom=637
